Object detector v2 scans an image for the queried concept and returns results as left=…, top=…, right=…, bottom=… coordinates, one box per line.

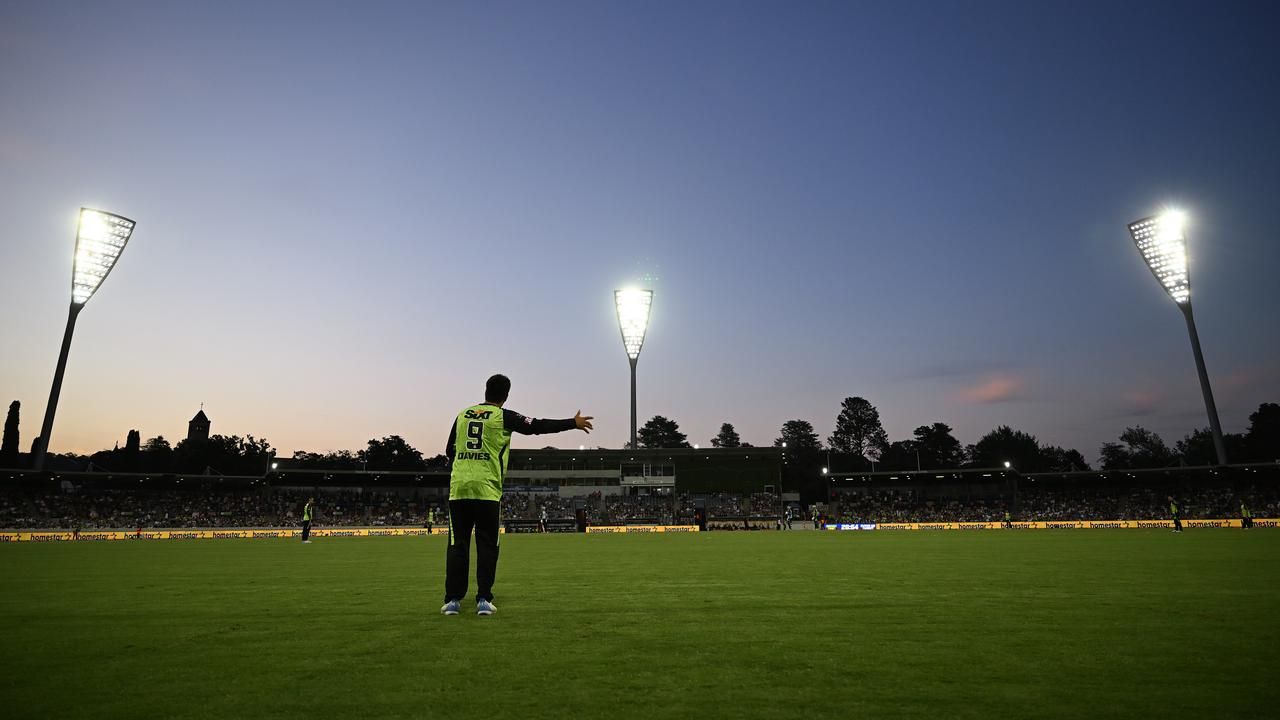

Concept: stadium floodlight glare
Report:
left=1126, top=208, right=1226, bottom=465
left=1003, top=461, right=1011, bottom=469
left=615, top=288, right=653, bottom=449
left=33, top=208, right=136, bottom=471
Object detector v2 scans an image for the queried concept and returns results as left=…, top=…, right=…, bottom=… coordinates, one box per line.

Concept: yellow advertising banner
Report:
left=585, top=525, right=701, bottom=534
left=0, top=520, right=1263, bottom=541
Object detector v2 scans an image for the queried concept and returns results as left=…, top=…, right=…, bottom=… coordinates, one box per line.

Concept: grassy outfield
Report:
left=1, top=531, right=1278, bottom=719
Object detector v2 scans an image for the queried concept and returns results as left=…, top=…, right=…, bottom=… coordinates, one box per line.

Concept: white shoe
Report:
left=303, top=540, right=312, bottom=544
left=476, top=599, right=497, bottom=616
left=441, top=600, right=460, bottom=615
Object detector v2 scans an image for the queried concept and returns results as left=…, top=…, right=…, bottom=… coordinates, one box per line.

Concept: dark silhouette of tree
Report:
left=1176, top=428, right=1246, bottom=467
left=1100, top=426, right=1176, bottom=470
left=911, top=423, right=964, bottom=469
left=638, top=416, right=690, bottom=449
left=125, top=430, right=141, bottom=454
left=774, top=420, right=821, bottom=451
left=361, top=435, right=426, bottom=470
left=1039, top=445, right=1092, bottom=472
left=173, top=434, right=274, bottom=475
left=827, top=397, right=888, bottom=459
left=140, top=436, right=173, bottom=473
left=291, top=450, right=362, bottom=470
left=1, top=400, right=18, bottom=467
left=711, top=423, right=741, bottom=448
left=971, top=425, right=1043, bottom=471
left=877, top=439, right=921, bottom=470
left=1245, top=402, right=1280, bottom=461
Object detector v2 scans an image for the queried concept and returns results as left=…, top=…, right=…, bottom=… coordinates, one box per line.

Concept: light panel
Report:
left=614, top=288, right=653, bottom=360
left=72, top=208, right=135, bottom=305
left=1127, top=210, right=1189, bottom=305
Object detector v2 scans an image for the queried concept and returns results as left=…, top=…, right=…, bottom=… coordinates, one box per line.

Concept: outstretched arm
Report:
left=504, top=409, right=594, bottom=435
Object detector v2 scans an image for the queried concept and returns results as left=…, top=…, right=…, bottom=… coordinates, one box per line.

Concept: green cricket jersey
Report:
left=446, top=403, right=576, bottom=502
left=303, top=502, right=313, bottom=522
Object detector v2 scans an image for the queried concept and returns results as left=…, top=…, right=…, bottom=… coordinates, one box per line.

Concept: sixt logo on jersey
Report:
left=465, top=409, right=494, bottom=420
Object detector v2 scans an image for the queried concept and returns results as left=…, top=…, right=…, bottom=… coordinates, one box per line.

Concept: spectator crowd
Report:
left=0, top=485, right=1274, bottom=530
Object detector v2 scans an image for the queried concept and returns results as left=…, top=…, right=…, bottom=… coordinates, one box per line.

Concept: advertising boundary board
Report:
left=0, top=520, right=1272, bottom=541
left=825, top=519, right=1269, bottom=530
left=585, top=525, right=701, bottom=534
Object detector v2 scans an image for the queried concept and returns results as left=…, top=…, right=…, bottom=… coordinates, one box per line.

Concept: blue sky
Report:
left=2, top=0, right=1278, bottom=461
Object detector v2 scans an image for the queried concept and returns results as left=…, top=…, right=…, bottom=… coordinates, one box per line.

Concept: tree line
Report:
left=632, top=398, right=1280, bottom=471
left=0, top=401, right=448, bottom=475
left=5, top=397, right=1277, bottom=474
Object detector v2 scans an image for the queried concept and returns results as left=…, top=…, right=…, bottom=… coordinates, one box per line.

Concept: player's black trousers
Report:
left=301, top=521, right=311, bottom=541
left=445, top=499, right=501, bottom=603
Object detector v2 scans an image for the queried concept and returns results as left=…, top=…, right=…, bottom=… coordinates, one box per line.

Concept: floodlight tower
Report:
left=33, top=208, right=136, bottom=471
left=615, top=288, right=653, bottom=449
left=1127, top=209, right=1226, bottom=465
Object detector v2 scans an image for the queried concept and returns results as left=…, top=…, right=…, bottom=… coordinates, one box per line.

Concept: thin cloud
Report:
left=956, top=374, right=1025, bottom=404
left=1119, top=389, right=1163, bottom=417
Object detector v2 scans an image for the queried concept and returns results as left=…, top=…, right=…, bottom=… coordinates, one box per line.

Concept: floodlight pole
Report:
left=1180, top=302, right=1227, bottom=465
left=629, top=356, right=638, bottom=450
left=33, top=302, right=84, bottom=471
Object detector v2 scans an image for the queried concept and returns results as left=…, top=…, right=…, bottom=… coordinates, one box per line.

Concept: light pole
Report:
left=33, top=208, right=136, bottom=471
left=1127, top=210, right=1227, bottom=465
left=615, top=288, right=653, bottom=450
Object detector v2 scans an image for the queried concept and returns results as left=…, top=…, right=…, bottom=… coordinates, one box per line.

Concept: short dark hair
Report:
left=485, top=374, right=511, bottom=404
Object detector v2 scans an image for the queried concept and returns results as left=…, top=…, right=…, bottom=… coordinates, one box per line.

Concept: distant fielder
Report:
left=302, top=497, right=314, bottom=543
left=441, top=374, right=592, bottom=616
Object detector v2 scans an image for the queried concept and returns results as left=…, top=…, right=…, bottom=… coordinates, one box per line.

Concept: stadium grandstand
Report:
left=2, top=449, right=1276, bottom=531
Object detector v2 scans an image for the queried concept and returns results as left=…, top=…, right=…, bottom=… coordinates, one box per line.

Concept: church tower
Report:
left=188, top=407, right=210, bottom=443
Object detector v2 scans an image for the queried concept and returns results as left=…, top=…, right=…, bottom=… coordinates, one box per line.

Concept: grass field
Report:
left=2, top=530, right=1277, bottom=719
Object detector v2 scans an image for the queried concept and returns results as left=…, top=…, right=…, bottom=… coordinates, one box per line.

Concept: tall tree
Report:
left=125, top=429, right=141, bottom=454
left=1039, top=445, right=1092, bottom=472
left=711, top=423, right=741, bottom=448
left=774, top=420, right=821, bottom=451
left=911, top=423, right=964, bottom=469
left=827, top=397, right=888, bottom=458
left=637, top=416, right=690, bottom=449
left=1176, top=428, right=1246, bottom=467
left=1245, top=402, right=1280, bottom=462
left=971, top=425, right=1043, bottom=471
left=1099, top=426, right=1176, bottom=470
left=877, top=439, right=921, bottom=471
left=361, top=435, right=426, bottom=470
left=1, top=400, right=18, bottom=466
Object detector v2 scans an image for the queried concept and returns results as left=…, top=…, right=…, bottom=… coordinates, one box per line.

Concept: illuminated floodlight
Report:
left=1127, top=210, right=1189, bottom=305
left=1003, top=461, right=1011, bottom=469
left=615, top=288, right=653, bottom=360
left=614, top=288, right=654, bottom=449
left=72, top=208, right=136, bottom=305
left=33, top=207, right=137, bottom=471
left=1125, top=207, right=1226, bottom=465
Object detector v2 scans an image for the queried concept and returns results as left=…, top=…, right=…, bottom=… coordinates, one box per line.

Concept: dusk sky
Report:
left=2, top=1, right=1278, bottom=463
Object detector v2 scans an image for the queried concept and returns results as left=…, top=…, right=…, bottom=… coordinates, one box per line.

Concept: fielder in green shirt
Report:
left=301, top=497, right=315, bottom=544
left=1168, top=495, right=1182, bottom=533
left=440, top=374, right=592, bottom=616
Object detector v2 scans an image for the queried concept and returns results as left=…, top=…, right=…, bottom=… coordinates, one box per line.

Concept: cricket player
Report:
left=301, top=497, right=314, bottom=543
left=1168, top=496, right=1182, bottom=533
left=1241, top=501, right=1253, bottom=529
left=440, top=374, right=592, bottom=616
